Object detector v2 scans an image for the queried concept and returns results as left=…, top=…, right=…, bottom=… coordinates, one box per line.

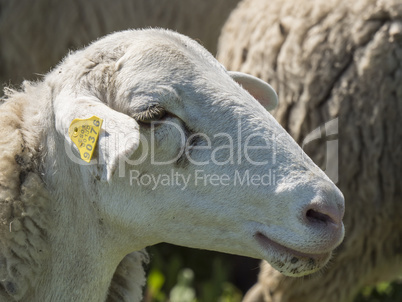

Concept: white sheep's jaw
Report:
left=254, top=232, right=332, bottom=276
left=243, top=203, right=344, bottom=276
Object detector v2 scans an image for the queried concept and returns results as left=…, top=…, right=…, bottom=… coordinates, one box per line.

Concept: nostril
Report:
left=306, top=209, right=335, bottom=225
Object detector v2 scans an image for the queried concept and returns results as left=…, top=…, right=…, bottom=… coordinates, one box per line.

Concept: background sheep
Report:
left=217, top=0, right=402, bottom=301
left=0, top=28, right=345, bottom=301
left=0, top=0, right=239, bottom=89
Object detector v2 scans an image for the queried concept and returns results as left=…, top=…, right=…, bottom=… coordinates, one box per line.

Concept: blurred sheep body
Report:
left=0, top=0, right=239, bottom=87
left=217, top=0, right=402, bottom=301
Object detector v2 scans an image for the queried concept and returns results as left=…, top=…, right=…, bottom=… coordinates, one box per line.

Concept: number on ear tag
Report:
left=68, top=116, right=103, bottom=163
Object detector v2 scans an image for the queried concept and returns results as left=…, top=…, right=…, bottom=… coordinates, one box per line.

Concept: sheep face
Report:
left=51, top=29, right=344, bottom=277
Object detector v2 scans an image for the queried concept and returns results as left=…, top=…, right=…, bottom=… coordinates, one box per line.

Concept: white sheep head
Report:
left=44, top=29, right=344, bottom=287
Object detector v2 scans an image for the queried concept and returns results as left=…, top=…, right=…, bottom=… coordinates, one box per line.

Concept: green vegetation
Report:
left=143, top=244, right=246, bottom=302
left=143, top=244, right=402, bottom=302
left=355, top=281, right=402, bottom=302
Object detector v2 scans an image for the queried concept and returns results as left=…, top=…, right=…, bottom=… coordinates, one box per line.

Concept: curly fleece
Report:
left=218, top=0, right=402, bottom=301
left=0, top=88, right=148, bottom=301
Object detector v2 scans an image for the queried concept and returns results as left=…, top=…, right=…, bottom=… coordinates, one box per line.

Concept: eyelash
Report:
left=134, top=105, right=167, bottom=123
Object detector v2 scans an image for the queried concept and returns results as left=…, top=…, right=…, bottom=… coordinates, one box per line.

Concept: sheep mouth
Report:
left=255, top=232, right=331, bottom=268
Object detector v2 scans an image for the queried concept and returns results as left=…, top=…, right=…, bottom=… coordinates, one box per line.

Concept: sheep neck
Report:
left=31, top=121, right=145, bottom=302
left=38, top=193, right=124, bottom=302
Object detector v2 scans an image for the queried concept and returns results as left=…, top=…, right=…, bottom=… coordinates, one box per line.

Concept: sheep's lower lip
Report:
left=255, top=232, right=330, bottom=261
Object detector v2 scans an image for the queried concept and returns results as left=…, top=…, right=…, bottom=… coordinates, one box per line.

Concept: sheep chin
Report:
left=255, top=232, right=332, bottom=277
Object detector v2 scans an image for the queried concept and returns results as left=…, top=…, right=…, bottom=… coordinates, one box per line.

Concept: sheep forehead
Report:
left=52, top=29, right=216, bottom=82
left=68, top=29, right=227, bottom=89
left=117, top=32, right=223, bottom=77
left=120, top=44, right=194, bottom=76
left=110, top=30, right=239, bottom=111
left=136, top=29, right=221, bottom=65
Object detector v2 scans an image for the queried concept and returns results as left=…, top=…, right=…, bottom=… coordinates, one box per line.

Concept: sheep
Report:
left=0, top=28, right=345, bottom=301
left=0, top=0, right=240, bottom=89
left=217, top=0, right=402, bottom=301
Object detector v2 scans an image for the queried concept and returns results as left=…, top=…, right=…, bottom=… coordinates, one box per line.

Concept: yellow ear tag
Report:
left=68, top=116, right=103, bottom=163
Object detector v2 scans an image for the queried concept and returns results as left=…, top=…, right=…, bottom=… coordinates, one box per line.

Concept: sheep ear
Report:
left=229, top=71, right=278, bottom=111
left=54, top=95, right=140, bottom=182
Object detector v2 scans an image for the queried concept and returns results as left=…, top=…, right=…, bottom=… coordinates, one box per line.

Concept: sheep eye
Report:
left=134, top=105, right=167, bottom=123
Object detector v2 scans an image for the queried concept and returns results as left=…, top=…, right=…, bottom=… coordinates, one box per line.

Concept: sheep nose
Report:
left=301, top=184, right=345, bottom=247
left=304, top=204, right=343, bottom=227
left=302, top=201, right=344, bottom=252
